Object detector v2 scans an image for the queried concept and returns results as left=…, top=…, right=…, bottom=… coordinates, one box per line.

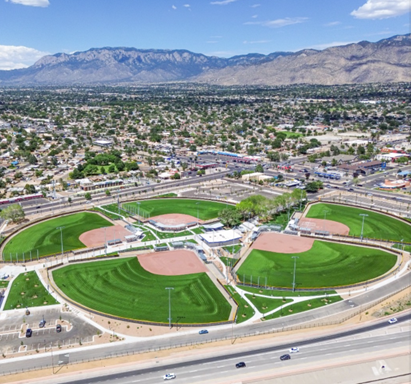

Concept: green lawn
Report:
left=101, top=203, right=130, bottom=218
left=123, top=199, right=233, bottom=220
left=0, top=280, right=9, bottom=288
left=223, top=244, right=242, bottom=254
left=306, top=203, right=411, bottom=242
left=3, top=212, right=112, bottom=260
left=245, top=294, right=292, bottom=315
left=4, top=271, right=59, bottom=310
left=53, top=258, right=232, bottom=324
left=225, top=285, right=254, bottom=324
left=219, top=257, right=235, bottom=267
left=263, top=296, right=343, bottom=320
left=239, top=286, right=336, bottom=297
left=91, top=207, right=122, bottom=220
left=191, top=227, right=204, bottom=234
left=237, top=240, right=397, bottom=288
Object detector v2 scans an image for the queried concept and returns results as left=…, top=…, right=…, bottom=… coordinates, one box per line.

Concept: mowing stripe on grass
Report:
left=53, top=257, right=232, bottom=324
left=3, top=212, right=112, bottom=260
left=237, top=240, right=397, bottom=288
left=306, top=203, right=411, bottom=242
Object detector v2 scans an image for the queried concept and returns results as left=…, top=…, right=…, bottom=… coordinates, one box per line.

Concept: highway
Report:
left=0, top=275, right=409, bottom=376
left=18, top=316, right=411, bottom=384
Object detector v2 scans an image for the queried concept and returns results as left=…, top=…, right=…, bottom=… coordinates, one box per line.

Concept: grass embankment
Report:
left=237, top=240, right=397, bottom=288
left=225, top=285, right=254, bottom=324
left=53, top=258, right=231, bottom=324
left=4, top=271, right=58, bottom=310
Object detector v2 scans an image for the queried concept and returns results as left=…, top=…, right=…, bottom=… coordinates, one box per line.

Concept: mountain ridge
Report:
left=0, top=34, right=409, bottom=86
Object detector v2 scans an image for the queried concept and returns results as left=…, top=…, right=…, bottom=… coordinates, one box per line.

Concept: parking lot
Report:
left=0, top=306, right=100, bottom=355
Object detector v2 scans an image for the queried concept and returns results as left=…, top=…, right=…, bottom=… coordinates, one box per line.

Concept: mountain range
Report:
left=0, top=34, right=410, bottom=86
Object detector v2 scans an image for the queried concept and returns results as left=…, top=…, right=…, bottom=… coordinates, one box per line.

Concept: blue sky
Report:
left=0, top=0, right=409, bottom=70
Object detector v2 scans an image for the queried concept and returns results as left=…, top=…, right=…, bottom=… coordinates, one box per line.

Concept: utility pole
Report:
left=166, top=287, right=174, bottom=329
left=292, top=256, right=299, bottom=292
left=359, top=213, right=368, bottom=240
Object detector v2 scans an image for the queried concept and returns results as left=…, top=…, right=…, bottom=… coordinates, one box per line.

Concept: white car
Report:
left=163, top=373, right=176, bottom=380
left=388, top=318, right=398, bottom=324
left=289, top=347, right=299, bottom=353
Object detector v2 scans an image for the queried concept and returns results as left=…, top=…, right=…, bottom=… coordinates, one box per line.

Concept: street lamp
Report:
left=166, top=287, right=174, bottom=329
left=291, top=256, right=299, bottom=292
left=56, top=226, right=64, bottom=259
left=359, top=214, right=368, bottom=240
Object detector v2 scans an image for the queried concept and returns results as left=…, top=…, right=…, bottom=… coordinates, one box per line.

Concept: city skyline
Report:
left=0, top=0, right=410, bottom=70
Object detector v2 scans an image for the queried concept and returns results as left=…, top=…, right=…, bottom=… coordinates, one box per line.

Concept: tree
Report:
left=267, top=151, right=280, bottom=162
left=306, top=181, right=322, bottom=193
left=84, top=192, right=92, bottom=200
left=24, top=184, right=36, bottom=194
left=0, top=204, right=25, bottom=223
left=27, top=154, right=37, bottom=165
left=68, top=197, right=72, bottom=204
left=331, top=158, right=338, bottom=167
left=172, top=173, right=181, bottom=180
left=255, top=164, right=264, bottom=173
left=218, top=208, right=242, bottom=228
left=108, top=164, right=116, bottom=173
left=105, top=189, right=111, bottom=197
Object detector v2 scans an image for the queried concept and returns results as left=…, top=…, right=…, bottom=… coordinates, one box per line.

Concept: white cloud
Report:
left=183, top=4, right=190, bottom=7
left=351, top=0, right=410, bottom=19
left=243, top=39, right=271, bottom=44
left=251, top=14, right=258, bottom=18
left=0, top=45, right=49, bottom=70
left=251, top=4, right=261, bottom=8
left=324, top=21, right=341, bottom=26
left=210, top=0, right=237, bottom=5
left=172, top=5, right=177, bottom=10
left=5, top=0, right=49, bottom=7
left=245, top=17, right=308, bottom=28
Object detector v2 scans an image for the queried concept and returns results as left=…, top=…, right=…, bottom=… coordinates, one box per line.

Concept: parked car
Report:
left=289, top=347, right=299, bottom=353
left=388, top=317, right=398, bottom=324
left=199, top=329, right=208, bottom=335
left=39, top=319, right=46, bottom=328
left=163, top=373, right=176, bottom=380
left=236, top=362, right=246, bottom=368
left=56, top=324, right=62, bottom=333
left=280, top=354, right=291, bottom=361
left=26, top=328, right=33, bottom=337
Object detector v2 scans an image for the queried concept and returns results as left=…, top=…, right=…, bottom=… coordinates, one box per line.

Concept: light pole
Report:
left=166, top=287, right=174, bottom=329
left=137, top=202, right=141, bottom=220
left=359, top=214, right=368, bottom=240
left=56, top=226, right=64, bottom=259
left=292, top=256, right=299, bottom=292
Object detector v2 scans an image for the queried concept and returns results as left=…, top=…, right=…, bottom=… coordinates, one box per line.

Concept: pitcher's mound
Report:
left=252, top=233, right=314, bottom=254
left=138, top=250, right=208, bottom=276
left=299, top=218, right=350, bottom=236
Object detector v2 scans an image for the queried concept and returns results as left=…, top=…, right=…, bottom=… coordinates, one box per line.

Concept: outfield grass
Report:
left=3, top=212, right=113, bottom=260
left=53, top=258, right=232, bottom=324
left=123, top=199, right=233, bottom=220
left=4, top=271, right=59, bottom=310
left=225, top=285, right=254, bottom=324
left=237, top=240, right=397, bottom=288
left=101, top=203, right=130, bottom=218
left=306, top=203, right=411, bottom=242
left=263, top=296, right=343, bottom=320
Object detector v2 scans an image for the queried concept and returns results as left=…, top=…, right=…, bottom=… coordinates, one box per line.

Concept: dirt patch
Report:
left=150, top=213, right=200, bottom=225
left=137, top=250, right=208, bottom=275
left=299, top=218, right=350, bottom=236
left=79, top=225, right=133, bottom=248
left=252, top=232, right=314, bottom=253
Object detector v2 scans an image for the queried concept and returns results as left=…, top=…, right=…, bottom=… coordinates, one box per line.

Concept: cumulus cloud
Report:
left=351, top=0, right=410, bottom=19
left=210, top=0, right=237, bottom=5
left=245, top=17, right=308, bottom=28
left=5, top=0, right=49, bottom=7
left=0, top=45, right=49, bottom=70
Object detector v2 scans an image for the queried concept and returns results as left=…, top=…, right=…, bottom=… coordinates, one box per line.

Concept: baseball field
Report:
left=237, top=240, right=397, bottom=288
left=122, top=198, right=233, bottom=220
left=306, top=203, right=411, bottom=242
left=3, top=212, right=112, bottom=260
left=52, top=257, right=232, bottom=324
